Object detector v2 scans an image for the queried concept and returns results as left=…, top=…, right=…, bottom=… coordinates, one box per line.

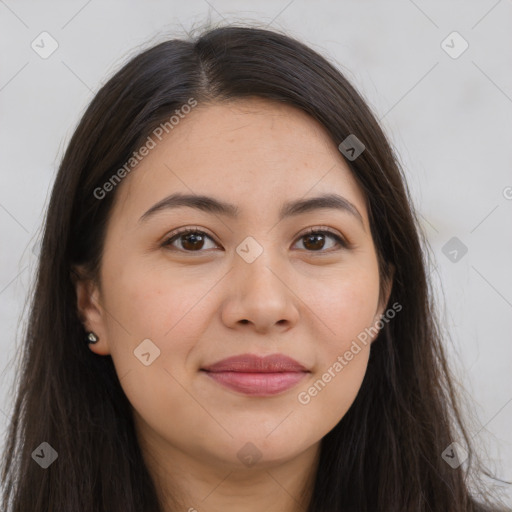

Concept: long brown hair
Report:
left=1, top=23, right=509, bottom=512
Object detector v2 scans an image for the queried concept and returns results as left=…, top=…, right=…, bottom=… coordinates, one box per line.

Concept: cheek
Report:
left=101, top=257, right=245, bottom=421
left=103, top=256, right=214, bottom=341
left=293, top=260, right=379, bottom=424
left=335, top=282, right=380, bottom=347
left=99, top=255, right=216, bottom=398
left=100, top=259, right=214, bottom=431
left=300, top=259, right=381, bottom=351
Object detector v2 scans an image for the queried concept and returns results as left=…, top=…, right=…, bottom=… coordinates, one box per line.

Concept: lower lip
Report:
left=202, top=371, right=308, bottom=396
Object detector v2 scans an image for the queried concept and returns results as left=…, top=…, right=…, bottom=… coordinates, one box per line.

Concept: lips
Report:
left=202, top=353, right=308, bottom=373
left=201, top=353, right=310, bottom=396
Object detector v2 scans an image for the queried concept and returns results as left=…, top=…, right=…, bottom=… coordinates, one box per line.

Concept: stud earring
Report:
left=87, top=332, right=99, bottom=344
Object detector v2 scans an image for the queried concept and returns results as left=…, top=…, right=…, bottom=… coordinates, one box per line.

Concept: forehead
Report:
left=109, top=97, right=368, bottom=226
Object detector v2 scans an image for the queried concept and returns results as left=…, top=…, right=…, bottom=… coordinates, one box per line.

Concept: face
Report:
left=76, top=98, right=392, bottom=475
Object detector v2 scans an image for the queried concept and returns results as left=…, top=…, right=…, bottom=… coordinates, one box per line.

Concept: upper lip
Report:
left=201, top=353, right=309, bottom=373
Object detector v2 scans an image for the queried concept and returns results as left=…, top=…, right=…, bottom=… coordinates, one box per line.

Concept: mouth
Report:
left=200, top=353, right=310, bottom=397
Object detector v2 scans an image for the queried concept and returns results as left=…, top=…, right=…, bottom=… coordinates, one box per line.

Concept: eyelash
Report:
left=161, top=226, right=350, bottom=254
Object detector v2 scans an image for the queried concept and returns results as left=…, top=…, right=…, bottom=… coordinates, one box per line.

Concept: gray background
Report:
left=0, top=0, right=511, bottom=506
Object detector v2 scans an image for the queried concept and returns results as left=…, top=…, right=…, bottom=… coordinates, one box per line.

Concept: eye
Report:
left=292, top=227, right=348, bottom=252
left=162, top=226, right=348, bottom=254
left=162, top=227, right=218, bottom=252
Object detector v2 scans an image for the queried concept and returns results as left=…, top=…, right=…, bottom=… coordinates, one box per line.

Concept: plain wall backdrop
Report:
left=0, top=0, right=511, bottom=506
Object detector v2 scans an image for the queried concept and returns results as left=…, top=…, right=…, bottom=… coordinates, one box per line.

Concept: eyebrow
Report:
left=138, top=192, right=364, bottom=227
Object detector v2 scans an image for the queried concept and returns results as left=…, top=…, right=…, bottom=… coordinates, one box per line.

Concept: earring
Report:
left=87, top=332, right=99, bottom=344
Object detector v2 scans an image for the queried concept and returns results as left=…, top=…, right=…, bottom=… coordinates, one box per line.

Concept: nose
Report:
left=220, top=249, right=300, bottom=335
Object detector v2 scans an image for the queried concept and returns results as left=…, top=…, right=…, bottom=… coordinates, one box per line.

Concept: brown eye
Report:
left=162, top=227, right=348, bottom=254
left=303, top=233, right=327, bottom=251
left=294, top=229, right=347, bottom=252
left=162, top=229, right=218, bottom=252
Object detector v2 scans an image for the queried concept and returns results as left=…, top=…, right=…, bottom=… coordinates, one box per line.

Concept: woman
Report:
left=1, top=24, right=508, bottom=512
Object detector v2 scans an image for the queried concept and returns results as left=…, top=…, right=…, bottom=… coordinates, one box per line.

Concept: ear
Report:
left=378, top=262, right=395, bottom=316
left=72, top=266, right=111, bottom=356
left=371, top=262, right=396, bottom=342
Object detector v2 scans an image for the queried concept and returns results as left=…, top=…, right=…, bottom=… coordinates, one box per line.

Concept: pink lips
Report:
left=201, top=353, right=309, bottom=396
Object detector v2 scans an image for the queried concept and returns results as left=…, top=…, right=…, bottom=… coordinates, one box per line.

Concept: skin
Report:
left=75, top=97, right=393, bottom=512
